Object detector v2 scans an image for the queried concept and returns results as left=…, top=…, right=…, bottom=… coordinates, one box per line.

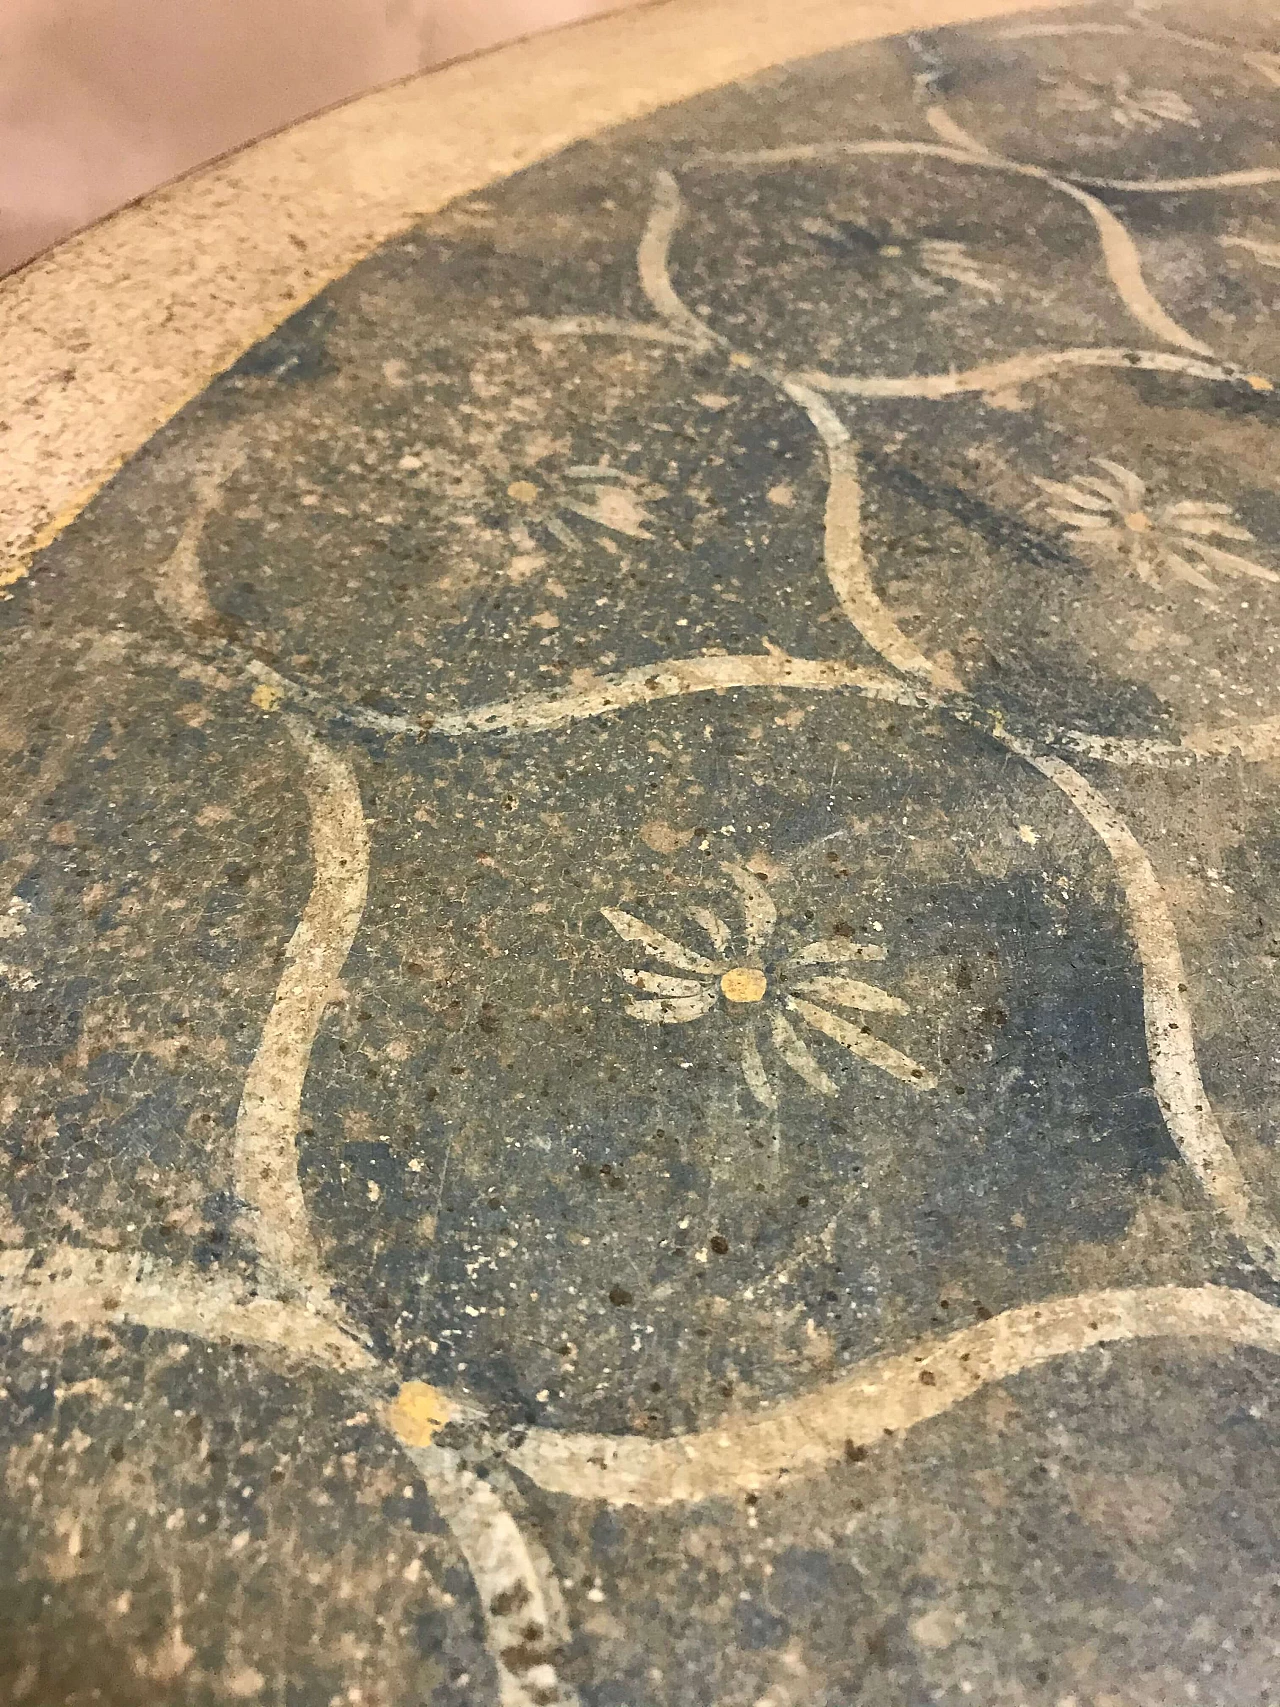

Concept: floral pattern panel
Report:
left=294, top=698, right=1169, bottom=1438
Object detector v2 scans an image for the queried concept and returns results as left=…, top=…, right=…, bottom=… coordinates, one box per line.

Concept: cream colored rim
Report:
left=0, top=0, right=1083, bottom=588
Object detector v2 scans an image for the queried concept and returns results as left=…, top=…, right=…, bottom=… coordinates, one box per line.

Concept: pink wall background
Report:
left=0, top=0, right=635, bottom=276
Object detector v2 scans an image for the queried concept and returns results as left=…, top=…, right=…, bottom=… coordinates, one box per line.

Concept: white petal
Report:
left=916, top=242, right=1002, bottom=295
left=787, top=937, right=887, bottom=966
left=1048, top=509, right=1116, bottom=531
left=1157, top=550, right=1218, bottom=593
left=790, top=975, right=909, bottom=1015
left=1183, top=541, right=1280, bottom=583
left=1141, top=90, right=1197, bottom=124
left=770, top=1011, right=837, bottom=1096
left=789, top=998, right=936, bottom=1088
left=560, top=488, right=654, bottom=540
left=619, top=968, right=708, bottom=997
left=1075, top=476, right=1133, bottom=508
left=545, top=515, right=581, bottom=551
left=624, top=990, right=717, bottom=1025
left=1032, top=477, right=1114, bottom=512
left=741, top=1026, right=778, bottom=1111
left=722, top=863, right=777, bottom=955
left=601, top=907, right=721, bottom=973
left=688, top=906, right=733, bottom=957
left=1093, top=458, right=1146, bottom=507
left=1169, top=516, right=1253, bottom=540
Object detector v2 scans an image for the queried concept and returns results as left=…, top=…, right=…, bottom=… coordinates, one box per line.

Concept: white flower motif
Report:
left=799, top=218, right=1004, bottom=299
left=1034, top=459, right=1280, bottom=594
left=508, top=464, right=661, bottom=561
left=602, top=864, right=935, bottom=1110
left=913, top=239, right=1003, bottom=298
left=1049, top=71, right=1199, bottom=134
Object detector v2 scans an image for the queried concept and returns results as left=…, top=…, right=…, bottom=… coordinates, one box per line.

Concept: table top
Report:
left=4, top=2, right=1280, bottom=1702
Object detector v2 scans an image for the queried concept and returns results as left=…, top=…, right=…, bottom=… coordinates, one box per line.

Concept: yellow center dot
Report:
left=721, top=967, right=767, bottom=1003
left=386, top=1381, right=451, bottom=1448
left=880, top=244, right=903, bottom=257
left=1124, top=509, right=1152, bottom=532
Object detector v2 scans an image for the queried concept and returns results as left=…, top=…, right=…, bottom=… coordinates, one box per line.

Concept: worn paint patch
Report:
left=387, top=1381, right=453, bottom=1448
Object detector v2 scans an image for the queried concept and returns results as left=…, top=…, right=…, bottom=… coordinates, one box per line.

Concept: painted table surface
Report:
left=5, top=3, right=1280, bottom=1702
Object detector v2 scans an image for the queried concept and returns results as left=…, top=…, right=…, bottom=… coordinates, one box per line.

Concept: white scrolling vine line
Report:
left=8, top=16, right=1280, bottom=1706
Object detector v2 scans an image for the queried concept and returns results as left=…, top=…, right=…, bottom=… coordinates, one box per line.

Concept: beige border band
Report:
left=0, top=0, right=1079, bottom=588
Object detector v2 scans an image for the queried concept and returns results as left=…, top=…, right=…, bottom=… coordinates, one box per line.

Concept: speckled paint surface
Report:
left=5, top=5, right=1280, bottom=1703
